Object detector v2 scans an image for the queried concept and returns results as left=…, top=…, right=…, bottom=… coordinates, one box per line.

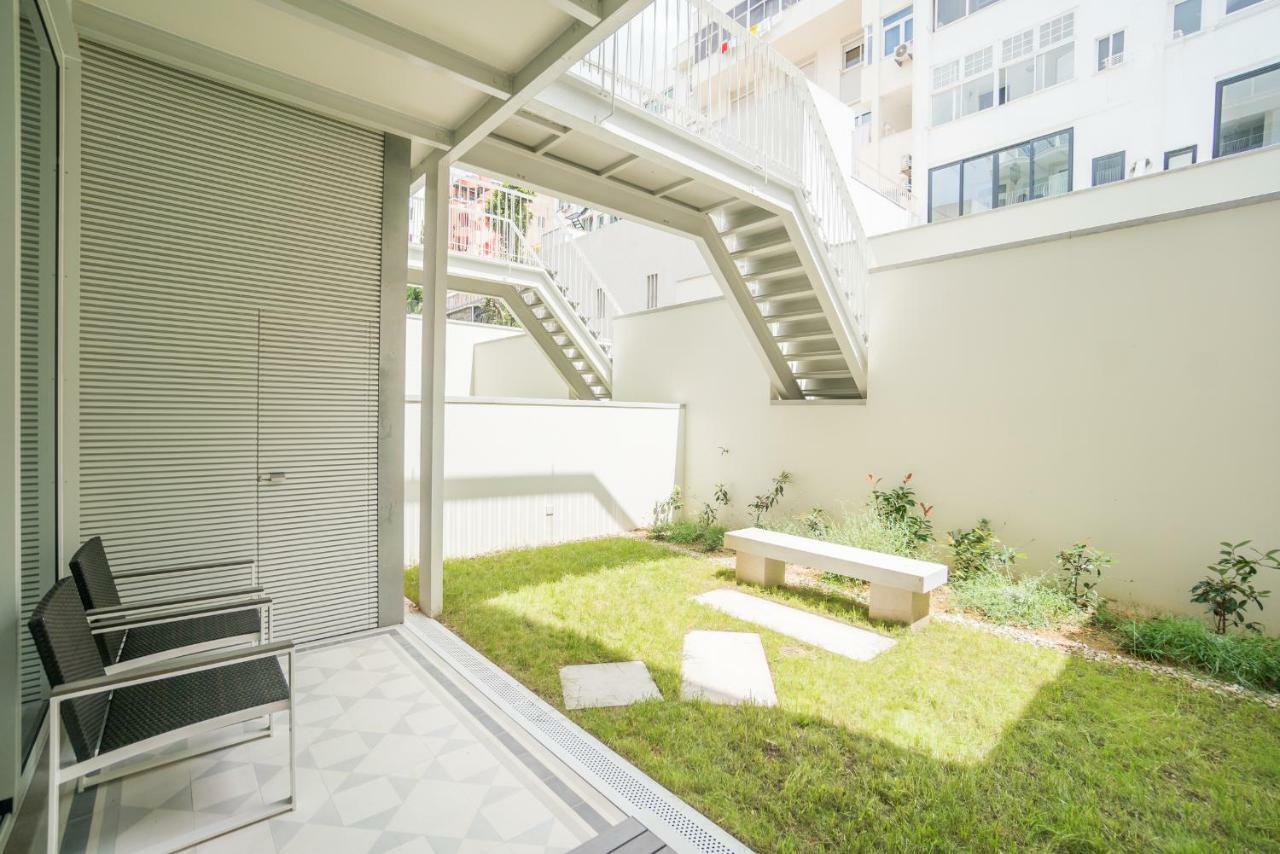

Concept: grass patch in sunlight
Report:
left=440, top=538, right=1280, bottom=853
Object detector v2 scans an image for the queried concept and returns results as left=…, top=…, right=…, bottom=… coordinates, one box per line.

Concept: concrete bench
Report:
left=723, top=527, right=949, bottom=627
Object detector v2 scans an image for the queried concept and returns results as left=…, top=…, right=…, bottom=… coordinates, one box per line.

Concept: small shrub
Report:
left=1190, top=540, right=1280, bottom=634
left=950, top=571, right=1084, bottom=629
left=652, top=519, right=725, bottom=551
left=776, top=504, right=933, bottom=560
left=749, top=471, right=792, bottom=526
left=867, top=473, right=933, bottom=546
left=651, top=486, right=684, bottom=528
left=698, top=483, right=731, bottom=527
left=947, top=519, right=1020, bottom=581
left=1114, top=615, right=1280, bottom=692
left=1057, top=543, right=1112, bottom=608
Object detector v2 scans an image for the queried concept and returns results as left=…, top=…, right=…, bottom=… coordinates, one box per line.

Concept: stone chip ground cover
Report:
left=439, top=537, right=1280, bottom=853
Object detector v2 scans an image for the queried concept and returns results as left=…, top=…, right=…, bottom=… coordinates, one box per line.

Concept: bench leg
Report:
left=735, top=553, right=785, bottom=587
left=868, top=585, right=931, bottom=628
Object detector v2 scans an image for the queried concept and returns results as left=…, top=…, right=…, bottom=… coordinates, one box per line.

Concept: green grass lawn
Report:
left=435, top=538, right=1280, bottom=852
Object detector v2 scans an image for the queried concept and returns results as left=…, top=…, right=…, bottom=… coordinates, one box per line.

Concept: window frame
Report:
left=927, top=128, right=1074, bottom=223
left=1163, top=144, right=1198, bottom=169
left=934, top=0, right=1004, bottom=29
left=1171, top=0, right=1202, bottom=36
left=883, top=5, right=914, bottom=57
left=843, top=40, right=865, bottom=69
left=1096, top=30, right=1125, bottom=71
left=1213, top=60, right=1280, bottom=159
left=1225, top=0, right=1267, bottom=14
left=1091, top=151, right=1126, bottom=186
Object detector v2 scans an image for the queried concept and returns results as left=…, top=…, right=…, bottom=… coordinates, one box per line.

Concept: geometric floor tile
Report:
left=65, top=631, right=605, bottom=854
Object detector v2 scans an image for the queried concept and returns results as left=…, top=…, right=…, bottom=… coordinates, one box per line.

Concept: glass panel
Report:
left=1031, top=132, right=1072, bottom=200
left=1165, top=147, right=1195, bottom=169
left=18, top=0, right=59, bottom=764
left=1037, top=43, right=1074, bottom=89
left=961, top=74, right=995, bottom=115
left=1217, top=64, right=1280, bottom=157
left=1113, top=31, right=1124, bottom=57
left=1173, top=0, right=1201, bottom=35
left=1092, top=152, right=1125, bottom=186
left=995, top=143, right=1033, bottom=206
left=937, top=0, right=965, bottom=26
left=962, top=155, right=995, bottom=215
left=1227, top=0, right=1265, bottom=12
left=884, top=5, right=913, bottom=25
left=1000, top=58, right=1035, bottom=104
left=931, top=89, right=956, bottom=125
left=884, top=26, right=901, bottom=55
left=905, top=18, right=914, bottom=42
left=1097, top=38, right=1110, bottom=71
left=929, top=163, right=961, bottom=222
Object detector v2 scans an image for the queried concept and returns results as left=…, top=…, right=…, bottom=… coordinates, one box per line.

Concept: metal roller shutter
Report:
left=79, top=41, right=382, bottom=642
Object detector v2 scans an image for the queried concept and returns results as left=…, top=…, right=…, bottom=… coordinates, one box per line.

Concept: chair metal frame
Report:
left=47, top=640, right=296, bottom=854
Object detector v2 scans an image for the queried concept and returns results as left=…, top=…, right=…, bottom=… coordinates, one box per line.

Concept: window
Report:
left=1097, top=31, right=1124, bottom=70
left=883, top=5, right=913, bottom=56
left=1214, top=61, right=1280, bottom=158
left=927, top=129, right=1073, bottom=222
left=1164, top=145, right=1197, bottom=169
left=1227, top=0, right=1266, bottom=12
left=936, top=12, right=1074, bottom=124
left=936, top=0, right=1002, bottom=27
left=844, top=42, right=864, bottom=68
left=646, top=274, right=659, bottom=309
left=1172, top=0, right=1201, bottom=35
left=1092, top=151, right=1125, bottom=185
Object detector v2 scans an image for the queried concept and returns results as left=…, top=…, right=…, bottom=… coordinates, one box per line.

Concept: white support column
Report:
left=378, top=134, right=408, bottom=627
left=417, top=154, right=448, bottom=616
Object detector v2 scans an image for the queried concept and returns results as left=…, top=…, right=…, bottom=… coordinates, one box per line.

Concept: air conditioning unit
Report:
left=893, top=42, right=913, bottom=66
left=900, top=154, right=913, bottom=176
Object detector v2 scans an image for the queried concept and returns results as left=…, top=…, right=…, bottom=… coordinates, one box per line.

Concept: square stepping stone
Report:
left=559, top=661, right=661, bottom=710
left=694, top=589, right=896, bottom=661
left=681, top=631, right=777, bottom=707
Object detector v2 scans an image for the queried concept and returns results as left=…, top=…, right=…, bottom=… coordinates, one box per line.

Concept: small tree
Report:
left=1191, top=541, right=1280, bottom=634
left=868, top=473, right=934, bottom=546
left=749, top=471, right=792, bottom=526
left=947, top=518, right=1020, bottom=581
left=1056, top=543, right=1112, bottom=608
left=699, top=483, right=730, bottom=527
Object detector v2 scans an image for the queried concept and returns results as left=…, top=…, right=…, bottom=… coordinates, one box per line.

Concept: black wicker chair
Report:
left=29, top=578, right=295, bottom=853
left=69, top=536, right=269, bottom=671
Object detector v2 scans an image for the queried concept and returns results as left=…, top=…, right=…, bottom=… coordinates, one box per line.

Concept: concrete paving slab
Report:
left=559, top=661, right=662, bottom=710
left=680, top=631, right=777, bottom=707
left=694, top=588, right=896, bottom=661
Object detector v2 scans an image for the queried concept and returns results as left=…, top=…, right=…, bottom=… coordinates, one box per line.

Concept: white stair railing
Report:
left=570, top=0, right=871, bottom=347
left=539, top=217, right=622, bottom=347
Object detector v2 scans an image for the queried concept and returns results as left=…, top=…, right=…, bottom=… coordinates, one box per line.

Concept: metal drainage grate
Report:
left=405, top=617, right=750, bottom=854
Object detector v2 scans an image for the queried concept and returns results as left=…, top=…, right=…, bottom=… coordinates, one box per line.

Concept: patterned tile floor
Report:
left=64, top=630, right=619, bottom=853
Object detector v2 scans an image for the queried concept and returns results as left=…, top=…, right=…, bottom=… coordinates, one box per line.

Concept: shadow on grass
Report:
left=442, top=542, right=1280, bottom=853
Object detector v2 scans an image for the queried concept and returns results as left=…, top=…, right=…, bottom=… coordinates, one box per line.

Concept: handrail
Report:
left=569, top=0, right=872, bottom=346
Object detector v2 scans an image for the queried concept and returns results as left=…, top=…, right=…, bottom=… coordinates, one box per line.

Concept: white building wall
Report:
left=570, top=220, right=719, bottom=313
left=404, top=399, right=683, bottom=564
left=471, top=335, right=573, bottom=399
left=610, top=158, right=1280, bottom=631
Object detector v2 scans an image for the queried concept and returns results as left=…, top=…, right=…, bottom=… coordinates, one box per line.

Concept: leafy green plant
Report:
left=698, top=483, right=731, bottom=527
left=406, top=285, right=424, bottom=314
left=1190, top=541, right=1280, bottom=634
left=1112, top=614, right=1280, bottom=692
left=867, top=473, right=933, bottom=546
left=749, top=471, right=792, bottom=526
left=950, top=570, right=1085, bottom=629
left=946, top=519, right=1020, bottom=581
left=1057, top=543, right=1112, bottom=608
left=651, top=486, right=684, bottom=529
left=652, top=519, right=726, bottom=552
left=775, top=504, right=933, bottom=560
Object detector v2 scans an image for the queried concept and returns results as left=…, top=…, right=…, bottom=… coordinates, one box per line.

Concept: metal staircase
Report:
left=462, top=0, right=874, bottom=400
left=410, top=181, right=618, bottom=400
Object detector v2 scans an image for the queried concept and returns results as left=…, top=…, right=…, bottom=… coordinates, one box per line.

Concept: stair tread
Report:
left=774, top=329, right=836, bottom=343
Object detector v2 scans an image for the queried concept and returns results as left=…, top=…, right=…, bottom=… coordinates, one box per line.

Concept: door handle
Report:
left=258, top=472, right=287, bottom=484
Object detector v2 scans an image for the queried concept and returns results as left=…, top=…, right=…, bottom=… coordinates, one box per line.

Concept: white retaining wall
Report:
left=611, top=152, right=1280, bottom=630
left=405, top=398, right=682, bottom=565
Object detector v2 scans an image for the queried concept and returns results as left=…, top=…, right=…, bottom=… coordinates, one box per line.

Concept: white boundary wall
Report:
left=405, top=398, right=682, bottom=565
left=611, top=150, right=1280, bottom=630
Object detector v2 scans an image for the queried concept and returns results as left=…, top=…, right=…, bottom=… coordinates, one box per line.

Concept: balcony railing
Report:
left=570, top=0, right=872, bottom=344
left=409, top=181, right=619, bottom=347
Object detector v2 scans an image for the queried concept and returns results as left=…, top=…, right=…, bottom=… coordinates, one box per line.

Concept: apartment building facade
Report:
left=729, top=0, right=1280, bottom=223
